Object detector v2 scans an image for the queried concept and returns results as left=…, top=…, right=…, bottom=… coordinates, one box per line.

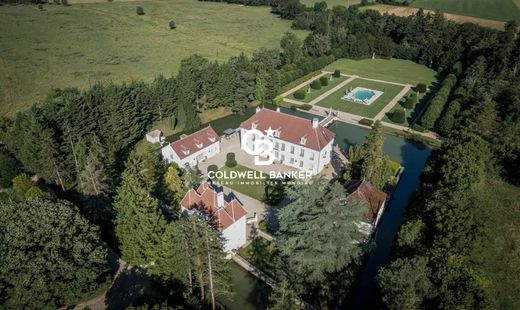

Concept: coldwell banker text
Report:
left=208, top=170, right=313, bottom=180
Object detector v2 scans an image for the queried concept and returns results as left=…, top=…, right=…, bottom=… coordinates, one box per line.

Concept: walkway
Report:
left=279, top=71, right=329, bottom=97
left=231, top=254, right=277, bottom=288
left=373, top=84, right=412, bottom=120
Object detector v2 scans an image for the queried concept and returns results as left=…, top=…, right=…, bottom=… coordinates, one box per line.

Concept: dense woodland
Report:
left=1, top=0, right=519, bottom=309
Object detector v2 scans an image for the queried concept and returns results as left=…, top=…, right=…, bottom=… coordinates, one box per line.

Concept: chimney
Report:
left=217, top=191, right=224, bottom=208
left=312, top=118, right=319, bottom=128
left=276, top=106, right=280, bottom=112
left=255, top=106, right=262, bottom=113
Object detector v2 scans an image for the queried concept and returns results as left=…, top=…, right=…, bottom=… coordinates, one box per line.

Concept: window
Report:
left=290, top=146, right=295, bottom=154
left=300, top=149, right=304, bottom=157
left=290, top=157, right=294, bottom=164
left=299, top=161, right=303, bottom=168
left=275, top=142, right=279, bottom=150
left=281, top=143, right=285, bottom=151
left=310, top=152, right=315, bottom=160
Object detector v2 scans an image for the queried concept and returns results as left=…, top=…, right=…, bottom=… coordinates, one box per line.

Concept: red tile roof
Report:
left=180, top=182, right=247, bottom=231
left=169, top=126, right=219, bottom=160
left=344, top=180, right=387, bottom=224
left=239, top=108, right=335, bottom=151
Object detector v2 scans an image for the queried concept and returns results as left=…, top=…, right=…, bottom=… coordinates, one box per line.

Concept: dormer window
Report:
left=274, top=127, right=282, bottom=138
left=251, top=121, right=258, bottom=130
left=194, top=139, right=203, bottom=149
left=208, top=135, right=216, bottom=143
left=181, top=147, right=190, bottom=156
left=300, top=136, right=307, bottom=145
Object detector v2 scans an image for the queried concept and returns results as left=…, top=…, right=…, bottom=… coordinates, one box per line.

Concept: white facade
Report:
left=239, top=127, right=333, bottom=175
left=161, top=141, right=220, bottom=167
left=221, top=216, right=247, bottom=253
left=146, top=130, right=163, bottom=143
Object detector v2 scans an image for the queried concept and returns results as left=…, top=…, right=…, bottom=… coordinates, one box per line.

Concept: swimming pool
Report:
left=354, top=89, right=376, bottom=101
left=341, top=87, right=383, bottom=105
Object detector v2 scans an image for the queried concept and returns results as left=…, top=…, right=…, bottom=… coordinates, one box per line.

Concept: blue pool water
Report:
left=354, top=89, right=376, bottom=101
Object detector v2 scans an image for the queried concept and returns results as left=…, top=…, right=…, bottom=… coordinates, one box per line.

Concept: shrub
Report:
left=403, top=94, right=416, bottom=109
left=359, top=118, right=373, bottom=127
left=169, top=20, right=176, bottom=29
left=310, top=80, right=321, bottom=90
left=333, top=69, right=341, bottom=78
left=300, top=104, right=312, bottom=111
left=392, top=109, right=406, bottom=124
left=38, top=4, right=43, bottom=9
left=225, top=152, right=237, bottom=168
left=294, top=89, right=306, bottom=100
left=415, top=83, right=427, bottom=93
left=272, top=95, right=283, bottom=106
left=207, top=164, right=218, bottom=175
left=411, top=124, right=426, bottom=132
left=136, top=6, right=145, bottom=15
left=320, top=76, right=329, bottom=86
left=290, top=105, right=298, bottom=111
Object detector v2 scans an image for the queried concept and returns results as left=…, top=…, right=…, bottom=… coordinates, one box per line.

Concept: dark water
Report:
left=329, top=121, right=432, bottom=309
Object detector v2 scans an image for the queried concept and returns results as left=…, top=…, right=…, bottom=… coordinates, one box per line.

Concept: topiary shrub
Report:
left=225, top=152, right=237, bottom=168
left=310, top=80, right=321, bottom=90
left=207, top=164, right=218, bottom=175
left=320, top=76, right=329, bottom=86
left=415, top=83, right=427, bottom=93
left=403, top=94, right=416, bottom=109
left=136, top=6, right=145, bottom=15
left=169, top=20, right=176, bottom=29
left=392, top=109, right=406, bottom=124
left=333, top=69, right=341, bottom=78
left=272, top=95, right=283, bottom=106
left=358, top=118, right=373, bottom=127
left=300, top=104, right=312, bottom=111
left=294, top=89, right=306, bottom=100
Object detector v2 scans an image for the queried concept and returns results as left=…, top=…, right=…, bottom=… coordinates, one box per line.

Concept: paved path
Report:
left=373, top=84, right=412, bottom=120
left=322, top=71, right=409, bottom=87
left=279, top=71, right=329, bottom=97
left=307, top=75, right=357, bottom=106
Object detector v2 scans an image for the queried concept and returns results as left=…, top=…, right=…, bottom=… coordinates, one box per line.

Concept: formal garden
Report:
left=288, top=72, right=348, bottom=103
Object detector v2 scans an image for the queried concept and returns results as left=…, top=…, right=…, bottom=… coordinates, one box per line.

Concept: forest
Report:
left=1, top=0, right=519, bottom=309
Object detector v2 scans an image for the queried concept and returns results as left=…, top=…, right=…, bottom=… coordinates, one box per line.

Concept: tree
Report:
left=182, top=165, right=201, bottom=191
left=169, top=20, right=176, bottom=29
left=113, top=168, right=167, bottom=267
left=0, top=199, right=110, bottom=308
left=303, top=33, right=330, bottom=57
left=319, top=76, right=328, bottom=86
left=415, top=83, right=427, bottom=93
left=310, top=79, right=321, bottom=90
left=377, top=256, right=433, bottom=310
left=294, top=89, right=306, bottom=100
left=392, top=108, right=406, bottom=124
left=163, top=163, right=183, bottom=203
left=267, top=280, right=301, bottom=310
left=136, top=6, right=145, bottom=15
left=360, top=121, right=387, bottom=189
left=78, top=136, right=109, bottom=196
left=280, top=32, right=303, bottom=65
left=333, top=69, right=341, bottom=78
left=403, top=93, right=417, bottom=109
left=276, top=178, right=363, bottom=301
left=0, top=151, right=20, bottom=188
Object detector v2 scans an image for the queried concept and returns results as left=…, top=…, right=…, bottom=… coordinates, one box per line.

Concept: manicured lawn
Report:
left=317, top=78, right=405, bottom=118
left=411, top=0, right=520, bottom=22
left=0, top=0, right=307, bottom=116
left=325, top=58, right=437, bottom=86
left=238, top=237, right=278, bottom=279
left=216, top=165, right=267, bottom=201
left=288, top=74, right=348, bottom=103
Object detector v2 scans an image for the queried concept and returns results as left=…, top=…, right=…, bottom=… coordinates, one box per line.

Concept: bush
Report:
left=310, top=80, right=321, bottom=90
left=415, top=83, right=427, bottom=93
left=359, top=118, right=373, bottom=127
left=136, top=6, right=145, bottom=15
left=272, top=95, right=283, bottom=106
left=169, top=20, right=176, bottom=29
left=225, top=152, right=237, bottom=168
left=294, top=89, right=306, bottom=100
left=207, top=164, right=218, bottom=175
left=392, top=109, right=406, bottom=124
left=403, top=94, right=416, bottom=109
left=300, top=104, right=312, bottom=111
left=333, top=69, right=341, bottom=78
left=290, top=105, right=298, bottom=111
left=38, top=4, right=43, bottom=9
left=320, top=76, right=329, bottom=86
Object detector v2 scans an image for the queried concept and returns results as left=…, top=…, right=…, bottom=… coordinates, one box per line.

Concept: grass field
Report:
left=300, top=0, right=362, bottom=7
left=410, top=0, right=520, bottom=22
left=216, top=165, right=267, bottom=201
left=325, top=58, right=437, bottom=86
left=360, top=4, right=509, bottom=30
left=289, top=74, right=347, bottom=103
left=317, top=78, right=405, bottom=118
left=0, top=0, right=306, bottom=116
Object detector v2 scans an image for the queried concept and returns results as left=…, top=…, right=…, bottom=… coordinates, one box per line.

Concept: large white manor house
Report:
left=239, top=108, right=335, bottom=175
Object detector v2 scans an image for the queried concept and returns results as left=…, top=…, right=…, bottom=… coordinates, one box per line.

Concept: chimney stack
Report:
left=255, top=106, right=262, bottom=113
left=312, top=118, right=319, bottom=128
left=276, top=106, right=280, bottom=112
left=217, top=191, right=224, bottom=208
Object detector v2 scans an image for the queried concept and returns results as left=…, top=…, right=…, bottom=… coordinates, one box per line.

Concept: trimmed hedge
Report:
left=320, top=76, right=329, bottom=86
left=392, top=109, right=406, bottom=124
left=415, top=83, right=427, bottom=93
left=403, top=93, right=417, bottom=109
left=169, top=20, right=176, bottom=29
left=359, top=118, right=373, bottom=126
left=419, top=74, right=457, bottom=130
left=310, top=80, right=321, bottom=90
left=300, top=104, right=312, bottom=111
left=225, top=152, right=237, bottom=168
left=280, top=55, right=335, bottom=85
left=207, top=164, right=218, bottom=175
left=438, top=99, right=461, bottom=136
left=294, top=89, right=306, bottom=100
left=136, top=6, right=145, bottom=15
left=333, top=69, right=341, bottom=78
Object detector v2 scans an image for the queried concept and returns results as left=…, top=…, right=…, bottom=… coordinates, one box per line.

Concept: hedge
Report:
left=403, top=93, right=416, bottom=109
left=169, top=20, right=176, bottom=29
left=136, top=6, right=145, bottom=15
left=310, top=80, right=321, bottom=90
left=438, top=99, right=461, bottom=136
left=333, top=69, right=341, bottom=78
left=415, top=83, right=427, bottom=93
left=419, top=74, right=457, bottom=130
left=411, top=123, right=426, bottom=132
left=392, top=109, right=406, bottom=124
left=300, top=104, right=312, bottom=111
left=207, top=164, right=218, bottom=175
left=320, top=76, right=329, bottom=86
left=225, top=152, right=237, bottom=167
left=359, top=118, right=373, bottom=126
left=294, top=89, right=306, bottom=100
left=280, top=55, right=335, bottom=85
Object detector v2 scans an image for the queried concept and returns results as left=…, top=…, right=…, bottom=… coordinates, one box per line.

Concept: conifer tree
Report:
left=360, top=121, right=387, bottom=189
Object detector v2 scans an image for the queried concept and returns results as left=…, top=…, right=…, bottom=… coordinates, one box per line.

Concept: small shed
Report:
left=146, top=130, right=163, bottom=143
left=222, top=128, right=236, bottom=139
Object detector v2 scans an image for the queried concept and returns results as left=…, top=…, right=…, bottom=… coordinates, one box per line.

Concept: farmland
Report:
left=410, top=0, right=520, bottom=22
left=0, top=0, right=306, bottom=116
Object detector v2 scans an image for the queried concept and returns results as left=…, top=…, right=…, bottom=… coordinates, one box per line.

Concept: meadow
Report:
left=410, top=0, right=520, bottom=22
left=325, top=58, right=437, bottom=86
left=0, top=0, right=306, bottom=116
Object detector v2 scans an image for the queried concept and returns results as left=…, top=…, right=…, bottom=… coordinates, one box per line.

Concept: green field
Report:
left=325, top=58, right=437, bottom=86
left=289, top=74, right=347, bottom=103
left=301, top=0, right=362, bottom=7
left=216, top=165, right=267, bottom=201
left=410, top=0, right=520, bottom=22
left=0, top=0, right=306, bottom=116
left=317, top=78, right=405, bottom=118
